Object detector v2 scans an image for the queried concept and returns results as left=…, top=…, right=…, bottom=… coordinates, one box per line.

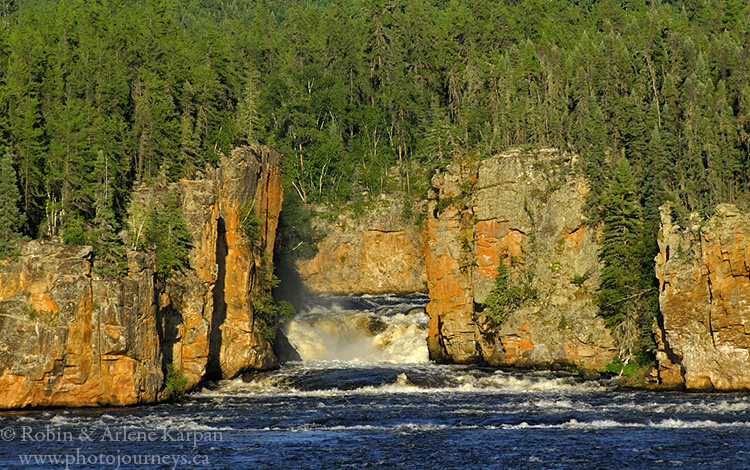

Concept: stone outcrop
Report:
left=655, top=203, right=750, bottom=390
left=424, top=148, right=616, bottom=368
left=0, top=145, right=282, bottom=409
left=0, top=244, right=160, bottom=409
left=147, top=144, right=282, bottom=384
left=297, top=196, right=427, bottom=294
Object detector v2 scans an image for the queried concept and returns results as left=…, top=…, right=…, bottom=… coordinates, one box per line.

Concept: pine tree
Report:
left=236, top=68, right=260, bottom=145
left=9, top=94, right=44, bottom=233
left=0, top=152, right=24, bottom=258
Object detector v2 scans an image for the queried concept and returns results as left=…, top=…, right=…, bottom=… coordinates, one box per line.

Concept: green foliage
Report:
left=143, top=192, right=192, bottom=278
left=482, top=258, right=538, bottom=326
left=239, top=201, right=262, bottom=246
left=165, top=364, right=188, bottom=399
left=598, top=156, right=656, bottom=357
left=62, top=213, right=87, bottom=246
left=253, top=252, right=295, bottom=342
left=0, top=0, right=749, bottom=235
left=0, top=152, right=24, bottom=259
left=253, top=296, right=295, bottom=342
left=604, top=355, right=655, bottom=387
left=435, top=196, right=458, bottom=217
left=604, top=357, right=642, bottom=377
left=275, top=191, right=322, bottom=263
left=570, top=269, right=593, bottom=287
left=1, top=0, right=749, bottom=221
left=401, top=198, right=414, bottom=221
left=91, top=151, right=127, bottom=277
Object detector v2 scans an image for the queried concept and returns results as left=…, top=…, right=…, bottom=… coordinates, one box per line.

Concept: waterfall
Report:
left=281, top=294, right=430, bottom=363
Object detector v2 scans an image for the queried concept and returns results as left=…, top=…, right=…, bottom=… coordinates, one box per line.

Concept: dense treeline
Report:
left=0, top=0, right=259, bottom=242
left=1, top=0, right=749, bottom=356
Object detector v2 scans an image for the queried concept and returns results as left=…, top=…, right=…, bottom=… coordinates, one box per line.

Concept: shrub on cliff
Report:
left=273, top=192, right=322, bottom=311
left=165, top=364, right=188, bottom=399
left=239, top=201, right=262, bottom=247
left=275, top=192, right=321, bottom=262
left=255, top=252, right=295, bottom=341
left=482, top=256, right=537, bottom=325
left=0, top=153, right=25, bottom=259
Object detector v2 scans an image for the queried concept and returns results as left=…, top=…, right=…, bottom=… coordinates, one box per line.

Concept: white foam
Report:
left=498, top=418, right=750, bottom=431
left=648, top=418, right=750, bottom=429
left=599, top=398, right=750, bottom=417
left=283, top=298, right=429, bottom=363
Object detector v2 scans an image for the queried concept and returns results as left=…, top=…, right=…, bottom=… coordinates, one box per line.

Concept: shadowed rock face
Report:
left=424, top=149, right=616, bottom=368
left=162, top=144, right=283, bottom=384
left=655, top=203, right=750, bottom=391
left=0, top=145, right=283, bottom=409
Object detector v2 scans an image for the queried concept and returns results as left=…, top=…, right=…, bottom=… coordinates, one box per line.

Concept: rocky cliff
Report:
left=655, top=203, right=750, bottom=390
left=0, top=145, right=282, bottom=409
left=0, top=244, right=160, bottom=408
left=296, top=196, right=427, bottom=295
left=424, top=148, right=616, bottom=369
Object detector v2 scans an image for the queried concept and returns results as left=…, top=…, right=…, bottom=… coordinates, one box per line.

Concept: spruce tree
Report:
left=92, top=151, right=126, bottom=276
left=144, top=191, right=192, bottom=278
left=598, top=156, right=646, bottom=358
left=0, top=152, right=24, bottom=258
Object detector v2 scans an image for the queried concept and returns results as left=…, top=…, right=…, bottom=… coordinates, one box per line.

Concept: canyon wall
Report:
left=424, top=149, right=616, bottom=369
left=297, top=197, right=427, bottom=295
left=0, top=244, right=160, bottom=408
left=655, top=203, right=750, bottom=390
left=0, top=145, right=282, bottom=409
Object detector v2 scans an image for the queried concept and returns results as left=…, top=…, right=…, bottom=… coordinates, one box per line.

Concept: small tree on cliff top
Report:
left=0, top=152, right=25, bottom=259
left=143, top=191, right=192, bottom=278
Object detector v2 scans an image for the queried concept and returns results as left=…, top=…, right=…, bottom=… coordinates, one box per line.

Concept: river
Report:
left=1, top=294, right=749, bottom=469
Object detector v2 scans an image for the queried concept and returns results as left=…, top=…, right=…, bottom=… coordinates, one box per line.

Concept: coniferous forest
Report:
left=1, top=0, right=750, bottom=356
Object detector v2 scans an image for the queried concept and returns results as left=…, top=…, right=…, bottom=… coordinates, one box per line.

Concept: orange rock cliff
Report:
left=655, top=203, right=750, bottom=390
left=6, top=142, right=750, bottom=405
left=424, top=149, right=616, bottom=368
left=0, top=145, right=282, bottom=409
left=297, top=148, right=617, bottom=370
left=297, top=196, right=427, bottom=295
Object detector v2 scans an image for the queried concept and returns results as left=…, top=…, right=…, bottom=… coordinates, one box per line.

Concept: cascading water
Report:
left=3, top=293, right=750, bottom=469
left=281, top=294, right=430, bottom=363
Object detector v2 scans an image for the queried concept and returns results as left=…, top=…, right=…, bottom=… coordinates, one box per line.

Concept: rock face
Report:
left=0, top=145, right=282, bottom=409
left=655, top=203, right=750, bottom=390
left=152, top=144, right=282, bottom=384
left=297, top=196, right=427, bottom=294
left=0, top=244, right=161, bottom=409
left=424, top=148, right=616, bottom=368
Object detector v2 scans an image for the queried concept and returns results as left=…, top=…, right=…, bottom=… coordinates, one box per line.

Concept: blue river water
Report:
left=1, top=294, right=749, bottom=469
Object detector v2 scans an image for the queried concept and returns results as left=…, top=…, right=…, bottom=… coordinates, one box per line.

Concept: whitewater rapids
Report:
left=281, top=294, right=430, bottom=363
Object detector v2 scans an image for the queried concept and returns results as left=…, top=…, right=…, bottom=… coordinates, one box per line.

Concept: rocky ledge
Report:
left=297, top=196, right=427, bottom=295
